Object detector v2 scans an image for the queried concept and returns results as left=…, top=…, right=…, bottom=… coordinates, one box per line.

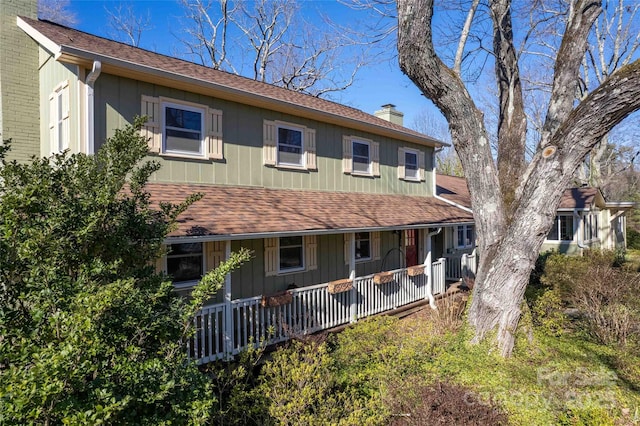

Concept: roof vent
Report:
left=374, top=104, right=404, bottom=126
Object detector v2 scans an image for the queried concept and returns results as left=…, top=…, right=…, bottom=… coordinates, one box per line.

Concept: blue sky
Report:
left=66, top=0, right=445, bottom=132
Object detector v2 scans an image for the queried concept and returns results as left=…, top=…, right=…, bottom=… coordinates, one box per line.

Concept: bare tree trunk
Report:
left=398, top=0, right=640, bottom=356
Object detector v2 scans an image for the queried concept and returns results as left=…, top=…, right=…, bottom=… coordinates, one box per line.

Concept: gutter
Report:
left=163, top=222, right=474, bottom=244
left=435, top=195, right=473, bottom=213
left=85, top=60, right=101, bottom=154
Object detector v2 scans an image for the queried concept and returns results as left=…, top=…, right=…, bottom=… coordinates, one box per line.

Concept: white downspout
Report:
left=85, top=60, right=101, bottom=155
left=425, top=227, right=442, bottom=309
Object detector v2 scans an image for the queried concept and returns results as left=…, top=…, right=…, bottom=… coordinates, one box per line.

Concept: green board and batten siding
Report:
left=93, top=74, right=435, bottom=196
left=229, top=232, right=403, bottom=300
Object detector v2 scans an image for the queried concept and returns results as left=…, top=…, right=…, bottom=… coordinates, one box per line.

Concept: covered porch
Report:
left=146, top=183, right=476, bottom=364
left=189, top=261, right=452, bottom=363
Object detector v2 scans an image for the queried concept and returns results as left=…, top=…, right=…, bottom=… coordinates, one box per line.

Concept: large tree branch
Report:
left=541, top=0, right=601, bottom=146
left=397, top=0, right=505, bottom=251
left=490, top=0, right=527, bottom=209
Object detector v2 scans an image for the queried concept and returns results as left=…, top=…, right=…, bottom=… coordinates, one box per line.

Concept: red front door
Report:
left=405, top=229, right=419, bottom=267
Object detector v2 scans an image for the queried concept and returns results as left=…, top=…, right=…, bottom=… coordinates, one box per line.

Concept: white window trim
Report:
left=351, top=139, right=372, bottom=176
left=165, top=242, right=205, bottom=286
left=545, top=214, right=575, bottom=242
left=161, top=100, right=206, bottom=158
left=456, top=224, right=475, bottom=249
left=50, top=80, right=70, bottom=154
left=276, top=122, right=305, bottom=168
left=403, top=148, right=420, bottom=181
left=277, top=236, right=306, bottom=274
left=355, top=232, right=372, bottom=263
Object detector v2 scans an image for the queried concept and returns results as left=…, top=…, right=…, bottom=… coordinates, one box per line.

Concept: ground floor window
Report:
left=456, top=225, right=474, bottom=249
left=547, top=215, right=574, bottom=241
left=167, top=242, right=204, bottom=282
left=279, top=236, right=304, bottom=272
left=355, top=232, right=371, bottom=261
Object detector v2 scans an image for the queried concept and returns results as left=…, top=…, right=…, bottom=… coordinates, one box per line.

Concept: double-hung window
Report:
left=343, top=136, right=379, bottom=176
left=404, top=150, right=419, bottom=180
left=456, top=225, right=474, bottom=249
left=352, top=140, right=371, bottom=174
left=355, top=232, right=371, bottom=261
left=163, top=102, right=205, bottom=157
left=279, top=236, right=305, bottom=273
left=263, top=120, right=316, bottom=170
left=277, top=124, right=304, bottom=167
left=166, top=242, right=204, bottom=283
left=547, top=215, right=574, bottom=241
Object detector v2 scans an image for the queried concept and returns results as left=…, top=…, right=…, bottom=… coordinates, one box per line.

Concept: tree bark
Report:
left=397, top=0, right=640, bottom=356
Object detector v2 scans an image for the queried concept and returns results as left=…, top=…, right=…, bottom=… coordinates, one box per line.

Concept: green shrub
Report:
left=0, top=120, right=250, bottom=425
left=627, top=228, right=640, bottom=250
left=530, top=288, right=567, bottom=336
left=539, top=251, right=640, bottom=347
left=259, top=341, right=383, bottom=425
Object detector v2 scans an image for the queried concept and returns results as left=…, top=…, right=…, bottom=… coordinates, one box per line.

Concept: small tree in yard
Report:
left=0, top=119, right=250, bottom=424
left=396, top=0, right=640, bottom=356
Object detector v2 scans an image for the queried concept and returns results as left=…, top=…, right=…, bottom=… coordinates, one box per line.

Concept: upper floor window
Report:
left=352, top=140, right=371, bottom=174
left=277, top=124, right=304, bottom=166
left=342, top=136, right=380, bottom=177
left=166, top=242, right=204, bottom=283
left=263, top=120, right=317, bottom=170
left=49, top=80, right=70, bottom=154
left=404, top=151, right=418, bottom=180
left=141, top=95, right=223, bottom=160
left=163, top=102, right=205, bottom=157
left=456, top=225, right=474, bottom=249
left=547, top=215, right=574, bottom=241
left=398, top=147, right=425, bottom=181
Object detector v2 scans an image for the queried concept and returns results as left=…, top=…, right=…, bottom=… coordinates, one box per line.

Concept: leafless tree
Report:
left=175, top=0, right=366, bottom=97
left=397, top=0, right=640, bottom=356
left=38, top=0, right=76, bottom=26
left=105, top=2, right=153, bottom=47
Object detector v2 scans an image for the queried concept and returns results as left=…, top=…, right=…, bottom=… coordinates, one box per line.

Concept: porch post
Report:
left=223, top=240, right=233, bottom=359
left=349, top=233, right=357, bottom=323
left=424, top=228, right=439, bottom=309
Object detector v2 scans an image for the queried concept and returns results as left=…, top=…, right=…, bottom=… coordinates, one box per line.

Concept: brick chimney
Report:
left=374, top=104, right=404, bottom=126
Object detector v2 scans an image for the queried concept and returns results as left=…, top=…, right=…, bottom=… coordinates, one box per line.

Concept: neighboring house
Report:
left=436, top=173, right=633, bottom=256
left=0, top=2, right=477, bottom=362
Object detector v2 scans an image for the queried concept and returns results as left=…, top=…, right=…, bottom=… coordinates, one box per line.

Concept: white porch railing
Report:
left=444, top=249, right=478, bottom=281
left=189, top=260, right=448, bottom=364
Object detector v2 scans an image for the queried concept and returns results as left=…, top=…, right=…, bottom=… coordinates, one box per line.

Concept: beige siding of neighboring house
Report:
left=93, top=74, right=435, bottom=196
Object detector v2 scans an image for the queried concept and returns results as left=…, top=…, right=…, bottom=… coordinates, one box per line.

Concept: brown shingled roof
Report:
left=146, top=183, right=474, bottom=238
left=436, top=173, right=602, bottom=211
left=436, top=174, right=471, bottom=208
left=19, top=17, right=441, bottom=146
left=558, top=187, right=599, bottom=209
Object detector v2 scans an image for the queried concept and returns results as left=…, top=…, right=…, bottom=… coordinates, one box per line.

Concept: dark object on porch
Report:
left=327, top=278, right=353, bottom=294
left=261, top=291, right=293, bottom=307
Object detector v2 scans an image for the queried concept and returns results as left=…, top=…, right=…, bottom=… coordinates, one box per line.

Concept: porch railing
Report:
left=189, top=260, right=449, bottom=364
left=444, top=249, right=478, bottom=281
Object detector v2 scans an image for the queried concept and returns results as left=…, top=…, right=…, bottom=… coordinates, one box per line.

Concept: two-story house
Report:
left=0, top=2, right=477, bottom=362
